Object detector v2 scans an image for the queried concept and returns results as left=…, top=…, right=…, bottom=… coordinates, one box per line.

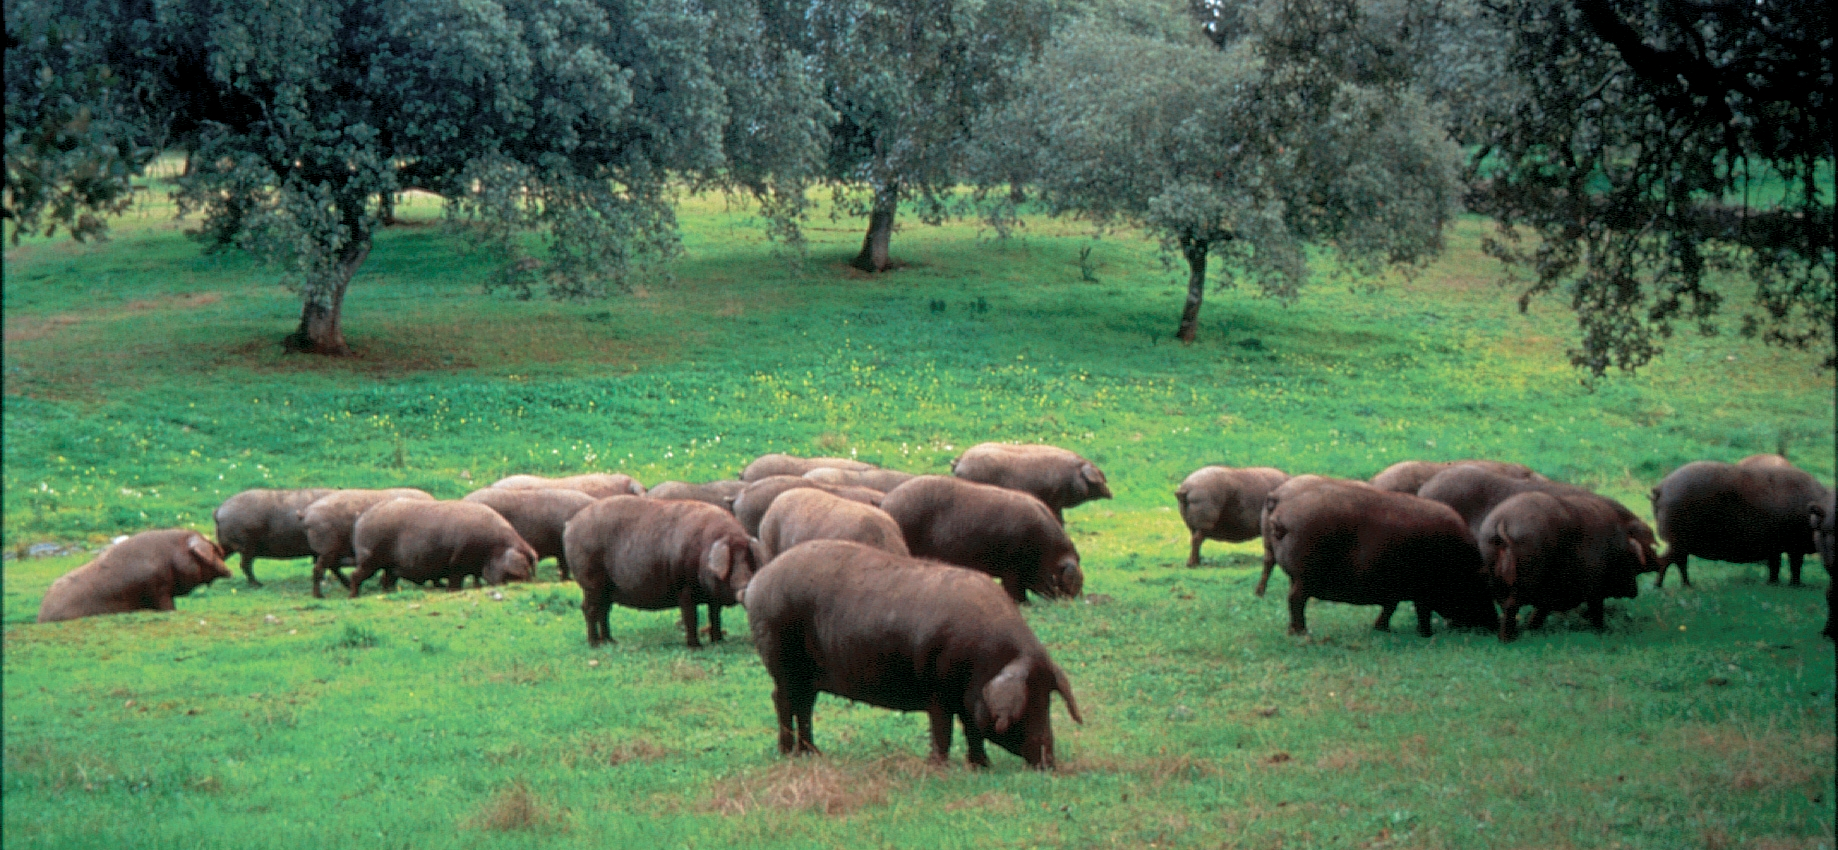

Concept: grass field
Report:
left=3, top=188, right=1833, bottom=849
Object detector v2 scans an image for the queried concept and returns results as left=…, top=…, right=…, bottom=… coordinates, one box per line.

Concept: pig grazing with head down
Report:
left=38, top=529, right=232, bottom=623
left=461, top=487, right=596, bottom=580
left=1176, top=466, right=1289, bottom=567
left=759, top=487, right=909, bottom=559
left=301, top=488, right=436, bottom=598
left=491, top=473, right=646, bottom=499
left=348, top=500, right=538, bottom=596
left=880, top=475, right=1083, bottom=603
left=746, top=540, right=1084, bottom=769
left=213, top=487, right=334, bottom=586
left=950, top=442, right=1111, bottom=524
left=741, top=453, right=878, bottom=482
left=1478, top=491, right=1645, bottom=642
left=564, top=496, right=766, bottom=648
left=1262, top=483, right=1498, bottom=636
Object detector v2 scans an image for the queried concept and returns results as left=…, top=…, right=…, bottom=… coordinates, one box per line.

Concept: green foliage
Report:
left=1472, top=0, right=1835, bottom=375
left=2, top=192, right=1834, bottom=847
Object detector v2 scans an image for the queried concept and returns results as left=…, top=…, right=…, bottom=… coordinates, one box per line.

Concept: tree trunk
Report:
left=1174, top=236, right=1209, bottom=343
left=850, top=186, right=898, bottom=273
left=282, top=239, right=369, bottom=356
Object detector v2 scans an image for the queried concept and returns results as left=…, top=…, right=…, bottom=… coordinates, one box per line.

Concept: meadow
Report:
left=3, top=187, right=1833, bottom=849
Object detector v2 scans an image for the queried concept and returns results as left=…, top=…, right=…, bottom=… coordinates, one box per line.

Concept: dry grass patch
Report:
left=3, top=314, right=82, bottom=342
left=943, top=790, right=1020, bottom=814
left=1682, top=723, right=1835, bottom=793
left=464, top=780, right=570, bottom=833
left=708, top=756, right=937, bottom=816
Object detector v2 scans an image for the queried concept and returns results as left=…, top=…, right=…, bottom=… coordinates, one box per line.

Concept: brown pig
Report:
left=491, top=473, right=646, bottom=499
left=950, top=442, right=1111, bottom=524
left=759, top=487, right=909, bottom=559
left=645, top=479, right=747, bottom=512
left=38, top=530, right=232, bottom=623
left=348, top=500, right=538, bottom=596
left=462, top=487, right=597, bottom=580
left=879, top=475, right=1082, bottom=603
left=741, top=453, right=877, bottom=481
left=563, top=496, right=766, bottom=648
left=745, top=540, right=1084, bottom=768
left=213, top=487, right=334, bottom=586
left=1368, top=459, right=1543, bottom=495
left=731, top=475, right=885, bottom=537
left=1176, top=465, right=1289, bottom=567
left=301, top=488, right=436, bottom=598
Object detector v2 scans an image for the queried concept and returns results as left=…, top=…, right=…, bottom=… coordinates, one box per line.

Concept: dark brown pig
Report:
left=1417, top=466, right=1658, bottom=575
left=950, top=442, right=1111, bottom=524
left=461, top=487, right=596, bottom=580
left=1176, top=466, right=1289, bottom=567
left=1262, top=484, right=1498, bottom=636
left=741, top=453, right=877, bottom=481
left=301, top=488, right=435, bottom=598
left=37, top=530, right=232, bottom=623
left=1649, top=459, right=1828, bottom=586
left=1368, top=459, right=1542, bottom=495
left=745, top=540, right=1084, bottom=768
left=1256, top=475, right=1371, bottom=597
left=348, top=500, right=537, bottom=596
left=645, top=479, right=747, bottom=512
left=1478, top=491, right=1645, bottom=641
left=731, top=475, right=884, bottom=537
left=491, top=473, right=646, bottom=499
left=212, top=487, right=333, bottom=586
left=879, top=475, right=1082, bottom=603
left=802, top=467, right=916, bottom=492
left=1809, top=492, right=1835, bottom=639
left=563, top=496, right=766, bottom=648
left=759, top=487, right=909, bottom=559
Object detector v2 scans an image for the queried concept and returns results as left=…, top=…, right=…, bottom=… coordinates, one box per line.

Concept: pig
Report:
left=491, top=473, right=646, bottom=499
left=1256, top=475, right=1372, bottom=597
left=1650, top=458, right=1829, bottom=586
left=758, top=487, right=909, bottom=559
left=1262, top=483, right=1499, bottom=636
left=1810, top=492, right=1835, bottom=639
left=461, top=487, right=596, bottom=580
left=950, top=442, right=1111, bottom=524
left=741, top=453, right=877, bottom=481
left=879, top=475, right=1082, bottom=603
left=1368, top=459, right=1543, bottom=495
left=802, top=467, right=916, bottom=492
left=1478, top=491, right=1645, bottom=641
left=212, top=487, right=333, bottom=586
left=37, top=529, right=231, bottom=623
left=1175, top=466, right=1289, bottom=567
left=745, top=540, right=1084, bottom=768
left=1416, top=466, right=1658, bottom=576
left=563, top=496, right=766, bottom=648
left=301, top=488, right=436, bottom=598
left=644, top=479, right=748, bottom=512
left=347, top=500, right=537, bottom=596
left=731, top=475, right=885, bottom=537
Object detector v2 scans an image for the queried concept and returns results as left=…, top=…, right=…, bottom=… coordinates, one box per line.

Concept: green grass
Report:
left=3, top=189, right=1833, bottom=848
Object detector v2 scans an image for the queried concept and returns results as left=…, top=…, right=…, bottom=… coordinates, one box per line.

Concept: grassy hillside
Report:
left=3, top=190, right=1833, bottom=849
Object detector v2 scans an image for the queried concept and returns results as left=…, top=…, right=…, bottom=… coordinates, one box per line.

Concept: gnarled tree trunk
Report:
left=850, top=186, right=898, bottom=273
left=282, top=239, right=370, bottom=356
left=1174, top=235, right=1209, bottom=343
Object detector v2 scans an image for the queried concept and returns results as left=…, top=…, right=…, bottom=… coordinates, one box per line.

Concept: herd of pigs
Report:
left=27, top=443, right=1838, bottom=768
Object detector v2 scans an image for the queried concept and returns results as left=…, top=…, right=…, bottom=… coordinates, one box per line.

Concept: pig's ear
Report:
left=189, top=535, right=227, bottom=575
left=1627, top=538, right=1647, bottom=566
left=983, top=660, right=1030, bottom=734
left=704, top=539, right=732, bottom=581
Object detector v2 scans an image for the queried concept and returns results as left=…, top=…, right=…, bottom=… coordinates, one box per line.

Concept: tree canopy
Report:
left=761, top=0, right=1065, bottom=272
left=5, top=0, right=829, bottom=354
left=973, top=6, right=1463, bottom=341
left=1471, top=0, right=1833, bottom=375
